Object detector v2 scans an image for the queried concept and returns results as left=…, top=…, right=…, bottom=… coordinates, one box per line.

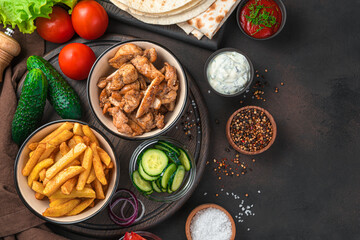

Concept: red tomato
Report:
left=59, top=43, right=96, bottom=80
left=124, top=232, right=146, bottom=240
left=36, top=6, right=74, bottom=43
left=71, top=0, right=108, bottom=40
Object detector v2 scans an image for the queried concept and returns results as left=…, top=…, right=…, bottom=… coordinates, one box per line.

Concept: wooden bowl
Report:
left=185, top=203, right=236, bottom=240
left=226, top=106, right=277, bottom=155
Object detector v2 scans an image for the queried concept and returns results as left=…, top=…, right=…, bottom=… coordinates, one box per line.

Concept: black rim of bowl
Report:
left=204, top=48, right=254, bottom=97
left=236, top=0, right=287, bottom=40
left=14, top=119, right=120, bottom=225
left=87, top=39, right=188, bottom=141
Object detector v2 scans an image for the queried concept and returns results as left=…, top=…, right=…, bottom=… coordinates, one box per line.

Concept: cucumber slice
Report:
left=136, top=151, right=144, bottom=165
left=144, top=190, right=153, bottom=195
left=179, top=149, right=192, bottom=171
left=167, top=185, right=173, bottom=194
left=141, top=149, right=169, bottom=176
left=152, top=181, right=162, bottom=193
left=156, top=179, right=167, bottom=192
left=139, top=164, right=159, bottom=181
left=154, top=144, right=171, bottom=153
left=132, top=170, right=152, bottom=193
left=158, top=140, right=180, bottom=156
left=160, top=163, right=177, bottom=189
left=154, top=144, right=181, bottom=165
left=167, top=151, right=181, bottom=165
left=170, top=165, right=186, bottom=192
left=156, top=179, right=162, bottom=189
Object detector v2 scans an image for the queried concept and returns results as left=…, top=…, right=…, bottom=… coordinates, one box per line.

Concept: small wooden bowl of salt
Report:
left=185, top=203, right=236, bottom=240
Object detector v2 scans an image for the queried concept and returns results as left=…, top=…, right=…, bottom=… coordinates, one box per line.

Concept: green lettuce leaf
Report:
left=0, top=0, right=77, bottom=34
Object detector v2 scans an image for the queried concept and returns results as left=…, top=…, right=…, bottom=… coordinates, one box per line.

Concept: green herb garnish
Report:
left=245, top=0, right=277, bottom=35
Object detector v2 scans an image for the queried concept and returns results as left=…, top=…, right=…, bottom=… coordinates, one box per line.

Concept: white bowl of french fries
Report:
left=87, top=39, right=188, bottom=140
left=14, top=120, right=119, bottom=224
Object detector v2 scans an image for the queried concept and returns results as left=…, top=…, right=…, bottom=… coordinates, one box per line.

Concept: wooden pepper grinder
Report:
left=0, top=28, right=21, bottom=82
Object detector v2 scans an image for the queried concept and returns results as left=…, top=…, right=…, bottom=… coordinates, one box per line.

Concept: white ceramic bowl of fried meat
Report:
left=87, top=39, right=188, bottom=140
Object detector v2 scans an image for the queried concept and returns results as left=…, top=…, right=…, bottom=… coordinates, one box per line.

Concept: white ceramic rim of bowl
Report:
left=14, top=119, right=120, bottom=224
left=87, top=39, right=188, bottom=141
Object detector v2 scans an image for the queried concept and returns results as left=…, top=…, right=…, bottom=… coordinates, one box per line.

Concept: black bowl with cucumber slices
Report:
left=129, top=137, right=196, bottom=202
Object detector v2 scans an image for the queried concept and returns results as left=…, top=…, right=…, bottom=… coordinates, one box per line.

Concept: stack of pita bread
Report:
left=110, top=0, right=241, bottom=40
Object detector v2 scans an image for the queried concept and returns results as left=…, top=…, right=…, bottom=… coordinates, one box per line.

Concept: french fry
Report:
left=49, top=198, right=70, bottom=207
left=39, top=169, right=46, bottom=182
left=76, top=147, right=93, bottom=191
left=43, top=166, right=84, bottom=196
left=44, top=159, right=79, bottom=185
left=40, top=122, right=74, bottom=143
left=107, top=161, right=114, bottom=169
left=86, top=166, right=96, bottom=184
left=22, top=143, right=46, bottom=176
left=29, top=151, right=34, bottom=158
left=28, top=142, right=38, bottom=151
left=82, top=125, right=99, bottom=146
left=73, top=135, right=85, bottom=144
left=97, top=147, right=111, bottom=167
left=61, top=177, right=78, bottom=195
left=43, top=199, right=81, bottom=217
left=66, top=159, right=81, bottom=167
left=48, top=130, right=74, bottom=146
left=82, top=136, right=91, bottom=146
left=59, top=142, right=70, bottom=156
left=44, top=159, right=81, bottom=186
left=32, top=181, right=45, bottom=194
left=49, top=187, right=96, bottom=199
left=85, top=184, right=92, bottom=188
left=54, top=151, right=62, bottom=162
left=35, top=192, right=45, bottom=200
left=45, top=143, right=87, bottom=180
left=73, top=123, right=84, bottom=136
left=92, top=179, right=105, bottom=199
left=28, top=158, right=54, bottom=187
left=49, top=151, right=56, bottom=160
left=89, top=201, right=95, bottom=207
left=90, top=143, right=107, bottom=185
left=68, top=139, right=77, bottom=149
left=66, top=198, right=95, bottom=216
left=38, top=143, right=56, bottom=162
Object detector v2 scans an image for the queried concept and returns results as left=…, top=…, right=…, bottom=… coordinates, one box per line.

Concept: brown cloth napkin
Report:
left=0, top=27, right=67, bottom=240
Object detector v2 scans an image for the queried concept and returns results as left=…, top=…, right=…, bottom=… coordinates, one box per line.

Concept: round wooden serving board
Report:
left=18, top=34, right=210, bottom=238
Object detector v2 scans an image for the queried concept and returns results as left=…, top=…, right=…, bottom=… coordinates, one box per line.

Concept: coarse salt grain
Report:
left=190, top=208, right=232, bottom=240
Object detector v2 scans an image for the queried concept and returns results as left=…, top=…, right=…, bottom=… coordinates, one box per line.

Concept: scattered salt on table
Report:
left=190, top=207, right=232, bottom=240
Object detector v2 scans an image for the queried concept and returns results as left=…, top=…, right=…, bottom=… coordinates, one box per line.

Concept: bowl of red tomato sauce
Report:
left=237, top=0, right=286, bottom=40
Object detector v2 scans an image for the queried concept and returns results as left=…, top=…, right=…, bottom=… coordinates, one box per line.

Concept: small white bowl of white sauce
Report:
left=205, top=48, right=254, bottom=97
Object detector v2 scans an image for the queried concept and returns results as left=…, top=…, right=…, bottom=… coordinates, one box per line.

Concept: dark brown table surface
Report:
left=46, top=0, right=360, bottom=239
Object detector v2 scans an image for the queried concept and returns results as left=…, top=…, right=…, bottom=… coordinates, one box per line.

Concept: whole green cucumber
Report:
left=12, top=69, right=48, bottom=145
left=27, top=55, right=82, bottom=119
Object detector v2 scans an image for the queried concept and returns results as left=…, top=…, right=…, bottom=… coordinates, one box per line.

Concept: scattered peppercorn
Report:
left=230, top=108, right=273, bottom=152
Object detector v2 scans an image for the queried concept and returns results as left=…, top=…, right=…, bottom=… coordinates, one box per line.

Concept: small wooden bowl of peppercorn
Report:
left=226, top=106, right=277, bottom=155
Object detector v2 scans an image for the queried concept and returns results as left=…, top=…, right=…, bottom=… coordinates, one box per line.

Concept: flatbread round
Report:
left=111, top=0, right=216, bottom=25
left=121, top=0, right=194, bottom=14
left=127, top=0, right=205, bottom=17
